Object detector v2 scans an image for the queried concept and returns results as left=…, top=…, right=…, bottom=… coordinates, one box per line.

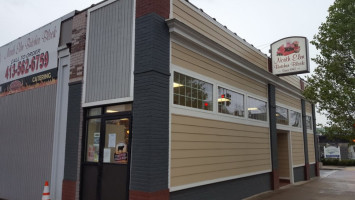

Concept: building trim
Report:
left=169, top=170, right=272, bottom=192
left=51, top=49, right=70, bottom=200
left=288, top=130, right=295, bottom=184
left=130, top=0, right=136, bottom=100
left=168, top=36, right=173, bottom=189
left=178, top=0, right=268, bottom=58
left=82, top=97, right=134, bottom=108
left=60, top=11, right=76, bottom=22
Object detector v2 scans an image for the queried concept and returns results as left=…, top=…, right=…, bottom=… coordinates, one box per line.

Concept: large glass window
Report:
left=306, top=115, right=313, bottom=130
left=290, top=110, right=302, bottom=127
left=247, top=97, right=267, bottom=121
left=276, top=106, right=289, bottom=125
left=218, top=87, right=244, bottom=117
left=173, top=72, right=213, bottom=111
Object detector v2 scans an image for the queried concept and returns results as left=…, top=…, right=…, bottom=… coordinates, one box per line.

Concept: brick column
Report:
left=130, top=1, right=170, bottom=200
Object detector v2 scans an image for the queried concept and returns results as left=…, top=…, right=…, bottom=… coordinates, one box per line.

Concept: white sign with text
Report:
left=271, top=37, right=310, bottom=76
left=0, top=19, right=61, bottom=85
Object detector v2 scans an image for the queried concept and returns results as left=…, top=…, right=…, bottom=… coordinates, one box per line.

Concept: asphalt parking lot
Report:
left=245, top=167, right=355, bottom=200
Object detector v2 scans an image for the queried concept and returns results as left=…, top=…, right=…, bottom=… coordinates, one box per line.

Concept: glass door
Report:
left=100, top=118, right=130, bottom=200
left=81, top=106, right=131, bottom=200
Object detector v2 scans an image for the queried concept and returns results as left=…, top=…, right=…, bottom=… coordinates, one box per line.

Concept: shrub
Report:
left=321, top=158, right=355, bottom=166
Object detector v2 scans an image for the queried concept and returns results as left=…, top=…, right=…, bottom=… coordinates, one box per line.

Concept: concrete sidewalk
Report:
left=245, top=167, right=355, bottom=200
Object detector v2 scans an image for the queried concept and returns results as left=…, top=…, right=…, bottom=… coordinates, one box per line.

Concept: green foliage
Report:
left=322, top=158, right=355, bottom=166
left=304, top=0, right=355, bottom=140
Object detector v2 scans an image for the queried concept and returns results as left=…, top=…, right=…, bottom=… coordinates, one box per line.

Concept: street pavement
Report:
left=245, top=167, right=355, bottom=200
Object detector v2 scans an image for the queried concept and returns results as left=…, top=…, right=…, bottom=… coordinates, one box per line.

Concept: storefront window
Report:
left=218, top=87, right=244, bottom=117
left=88, top=107, right=102, bottom=116
left=173, top=72, right=213, bottom=111
left=248, top=97, right=267, bottom=121
left=290, top=110, right=301, bottom=127
left=306, top=115, right=312, bottom=130
left=105, top=104, right=132, bottom=113
left=276, top=106, right=289, bottom=125
left=104, top=118, right=130, bottom=164
left=86, top=118, right=101, bottom=162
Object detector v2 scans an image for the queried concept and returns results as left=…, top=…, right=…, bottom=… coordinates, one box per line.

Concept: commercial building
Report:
left=0, top=0, right=319, bottom=199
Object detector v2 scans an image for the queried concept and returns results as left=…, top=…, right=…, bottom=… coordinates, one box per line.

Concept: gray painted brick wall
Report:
left=64, top=82, right=82, bottom=180
left=294, top=166, right=305, bottom=182
left=130, top=13, right=170, bottom=192
left=310, top=164, right=316, bottom=178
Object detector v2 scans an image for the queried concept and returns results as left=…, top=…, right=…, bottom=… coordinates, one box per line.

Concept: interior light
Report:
left=276, top=113, right=280, bottom=116
left=218, top=98, right=231, bottom=102
left=248, top=107, right=258, bottom=111
left=173, top=82, right=184, bottom=88
left=106, top=110, right=118, bottom=113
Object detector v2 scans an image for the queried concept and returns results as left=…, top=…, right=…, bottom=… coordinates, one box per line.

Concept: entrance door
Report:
left=277, top=130, right=293, bottom=186
left=81, top=111, right=131, bottom=200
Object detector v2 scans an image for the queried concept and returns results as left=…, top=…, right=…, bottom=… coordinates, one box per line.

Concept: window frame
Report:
left=276, top=105, right=289, bottom=125
left=217, top=86, right=245, bottom=118
left=289, top=109, right=302, bottom=128
left=173, top=71, right=214, bottom=112
left=247, top=96, right=268, bottom=122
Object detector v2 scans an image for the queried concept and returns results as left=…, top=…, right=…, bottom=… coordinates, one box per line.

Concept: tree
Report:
left=303, top=0, right=355, bottom=142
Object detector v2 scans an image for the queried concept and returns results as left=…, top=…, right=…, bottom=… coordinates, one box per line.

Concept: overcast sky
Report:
left=0, top=0, right=334, bottom=125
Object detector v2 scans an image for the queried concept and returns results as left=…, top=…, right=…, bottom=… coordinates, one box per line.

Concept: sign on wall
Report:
left=324, top=146, right=341, bottom=159
left=271, top=36, right=310, bottom=76
left=0, top=19, right=61, bottom=96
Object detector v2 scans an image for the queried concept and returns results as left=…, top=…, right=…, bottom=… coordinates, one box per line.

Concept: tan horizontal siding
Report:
left=280, top=75, right=301, bottom=90
left=171, top=114, right=271, bottom=187
left=306, top=101, right=312, bottom=114
left=308, top=134, right=315, bottom=163
left=277, top=133, right=289, bottom=178
left=172, top=42, right=267, bottom=98
left=291, top=132, right=304, bottom=166
left=276, top=89, right=301, bottom=110
left=172, top=0, right=268, bottom=70
left=172, top=165, right=270, bottom=187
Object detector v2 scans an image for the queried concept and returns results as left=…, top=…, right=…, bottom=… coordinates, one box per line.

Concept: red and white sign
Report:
left=0, top=19, right=61, bottom=85
left=271, top=37, right=310, bottom=76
